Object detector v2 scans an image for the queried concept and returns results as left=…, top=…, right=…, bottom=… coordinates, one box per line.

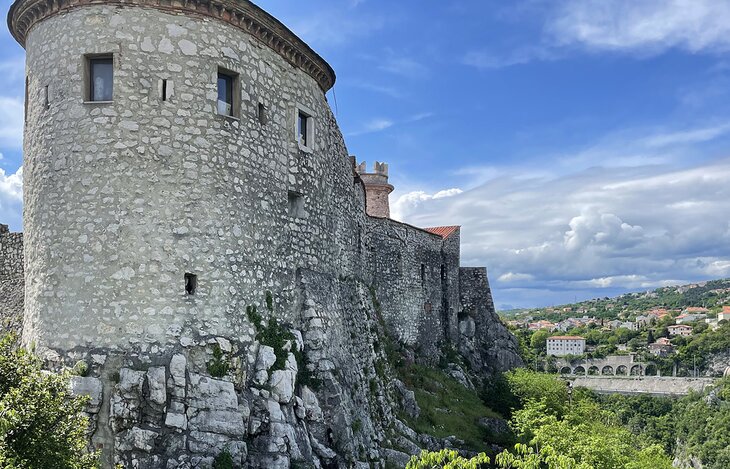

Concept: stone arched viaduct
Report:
left=556, top=355, right=658, bottom=377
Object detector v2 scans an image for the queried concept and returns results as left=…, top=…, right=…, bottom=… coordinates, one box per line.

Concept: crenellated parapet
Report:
left=355, top=160, right=394, bottom=218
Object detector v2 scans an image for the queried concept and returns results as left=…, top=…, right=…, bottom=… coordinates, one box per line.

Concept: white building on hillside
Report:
left=547, top=336, right=586, bottom=357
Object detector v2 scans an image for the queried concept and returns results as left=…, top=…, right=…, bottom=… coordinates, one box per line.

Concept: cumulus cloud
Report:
left=391, top=188, right=463, bottom=220
left=0, top=166, right=23, bottom=230
left=397, top=159, right=730, bottom=308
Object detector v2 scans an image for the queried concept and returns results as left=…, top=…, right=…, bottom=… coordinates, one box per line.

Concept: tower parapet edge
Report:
left=7, top=0, right=336, bottom=92
left=355, top=160, right=394, bottom=218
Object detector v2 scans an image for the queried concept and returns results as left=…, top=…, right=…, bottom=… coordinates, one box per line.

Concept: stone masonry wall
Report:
left=366, top=219, right=458, bottom=360
left=22, top=5, right=363, bottom=354
left=458, top=268, right=523, bottom=375
left=0, top=226, right=24, bottom=333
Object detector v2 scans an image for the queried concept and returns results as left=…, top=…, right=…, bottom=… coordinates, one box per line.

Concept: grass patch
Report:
left=399, top=364, right=501, bottom=450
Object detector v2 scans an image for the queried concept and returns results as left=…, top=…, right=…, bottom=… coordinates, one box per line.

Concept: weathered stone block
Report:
left=117, top=427, right=158, bottom=453
left=187, top=374, right=238, bottom=410
left=147, top=366, right=167, bottom=407
left=188, top=410, right=245, bottom=436
left=69, top=376, right=103, bottom=413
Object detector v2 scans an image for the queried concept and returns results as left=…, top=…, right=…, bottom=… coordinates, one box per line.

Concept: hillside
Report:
left=500, top=278, right=730, bottom=321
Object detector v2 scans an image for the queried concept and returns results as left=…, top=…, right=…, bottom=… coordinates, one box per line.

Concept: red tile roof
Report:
left=548, top=336, right=585, bottom=341
left=423, top=226, right=460, bottom=239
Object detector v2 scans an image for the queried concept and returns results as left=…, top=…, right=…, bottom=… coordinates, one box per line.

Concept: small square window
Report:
left=288, top=191, right=305, bottom=218
left=185, top=273, right=197, bottom=295
left=217, top=69, right=238, bottom=117
left=87, top=56, right=113, bottom=102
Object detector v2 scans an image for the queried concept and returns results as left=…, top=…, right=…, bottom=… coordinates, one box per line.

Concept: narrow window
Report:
left=184, top=273, right=197, bottom=295
left=258, top=102, right=267, bottom=125
left=24, top=76, right=29, bottom=123
left=88, top=56, right=113, bottom=101
left=421, top=264, right=426, bottom=285
left=44, top=85, right=50, bottom=109
left=288, top=191, right=304, bottom=218
left=297, top=109, right=310, bottom=147
left=217, top=69, right=237, bottom=116
left=161, top=79, right=168, bottom=102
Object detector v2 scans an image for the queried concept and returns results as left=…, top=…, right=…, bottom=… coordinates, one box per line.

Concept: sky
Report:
left=1, top=0, right=730, bottom=309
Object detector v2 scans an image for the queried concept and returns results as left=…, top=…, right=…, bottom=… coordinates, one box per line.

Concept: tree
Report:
left=529, top=330, right=550, bottom=352
left=647, top=330, right=655, bottom=344
left=0, top=335, right=98, bottom=468
left=406, top=449, right=489, bottom=469
left=504, top=369, right=568, bottom=417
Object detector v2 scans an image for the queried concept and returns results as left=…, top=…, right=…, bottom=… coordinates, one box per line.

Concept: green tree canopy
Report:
left=0, top=335, right=98, bottom=468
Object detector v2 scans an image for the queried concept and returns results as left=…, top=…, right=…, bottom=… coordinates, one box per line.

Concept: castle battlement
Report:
left=355, top=160, right=394, bottom=218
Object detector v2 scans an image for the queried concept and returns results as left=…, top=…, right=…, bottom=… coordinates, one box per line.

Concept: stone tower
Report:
left=356, top=161, right=394, bottom=218
left=8, top=0, right=347, bottom=353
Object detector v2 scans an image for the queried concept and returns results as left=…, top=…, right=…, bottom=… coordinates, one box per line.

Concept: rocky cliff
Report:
left=51, top=271, right=522, bottom=468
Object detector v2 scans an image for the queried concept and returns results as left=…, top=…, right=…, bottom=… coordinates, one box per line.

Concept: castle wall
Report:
left=21, top=5, right=364, bottom=353
left=0, top=228, right=24, bottom=334
left=365, top=219, right=459, bottom=358
left=0, top=227, right=23, bottom=277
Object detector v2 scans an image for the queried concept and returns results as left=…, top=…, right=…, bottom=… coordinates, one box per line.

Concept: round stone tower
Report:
left=356, top=161, right=394, bottom=218
left=7, top=0, right=362, bottom=355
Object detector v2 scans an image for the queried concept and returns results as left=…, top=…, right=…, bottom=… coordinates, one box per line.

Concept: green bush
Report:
left=207, top=344, right=230, bottom=378
left=212, top=448, right=233, bottom=469
left=0, top=335, right=99, bottom=468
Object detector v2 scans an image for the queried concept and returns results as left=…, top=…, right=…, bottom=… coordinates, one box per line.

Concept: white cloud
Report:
left=391, top=188, right=463, bottom=221
left=378, top=55, right=428, bottom=77
left=347, top=112, right=434, bottom=137
left=499, top=272, right=535, bottom=283
left=0, top=97, right=23, bottom=149
left=0, top=166, right=23, bottom=230
left=464, top=1, right=730, bottom=70
left=463, top=45, right=557, bottom=70
left=642, top=123, right=730, bottom=147
left=549, top=0, right=730, bottom=54
left=397, top=157, right=730, bottom=307
left=348, top=118, right=394, bottom=137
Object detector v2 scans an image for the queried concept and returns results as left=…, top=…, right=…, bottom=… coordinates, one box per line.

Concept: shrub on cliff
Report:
left=0, top=335, right=98, bottom=468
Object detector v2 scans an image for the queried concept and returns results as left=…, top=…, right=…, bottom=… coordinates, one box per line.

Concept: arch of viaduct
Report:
left=556, top=355, right=659, bottom=377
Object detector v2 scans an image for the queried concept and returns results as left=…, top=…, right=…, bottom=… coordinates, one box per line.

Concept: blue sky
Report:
left=2, top=0, right=730, bottom=309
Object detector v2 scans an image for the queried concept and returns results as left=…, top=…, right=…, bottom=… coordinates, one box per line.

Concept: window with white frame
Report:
left=295, top=105, right=314, bottom=151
